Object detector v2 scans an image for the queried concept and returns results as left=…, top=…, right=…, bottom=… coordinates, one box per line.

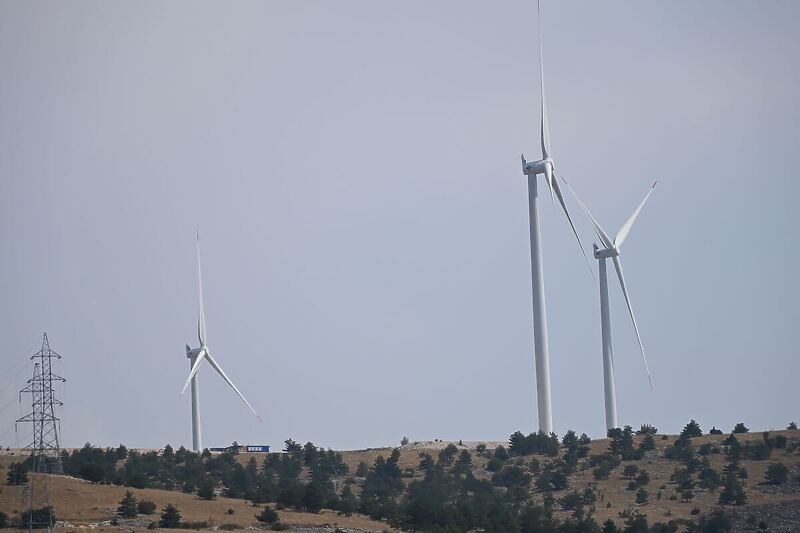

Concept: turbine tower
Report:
left=563, top=179, right=656, bottom=430
left=181, top=233, right=261, bottom=451
left=520, top=0, right=590, bottom=434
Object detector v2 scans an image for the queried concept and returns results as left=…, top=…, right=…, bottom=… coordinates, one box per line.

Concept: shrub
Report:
left=492, top=466, right=531, bottom=488
left=732, top=423, right=749, bottom=434
left=19, top=506, right=57, bottom=529
left=180, top=521, right=210, bottom=530
left=622, top=464, right=640, bottom=479
left=670, top=467, right=694, bottom=491
left=0, top=511, right=7, bottom=529
left=271, top=523, right=289, bottom=531
left=219, top=524, right=240, bottom=531
left=593, top=462, right=612, bottom=481
left=765, top=462, right=789, bottom=485
left=709, top=426, right=723, bottom=435
left=560, top=491, right=582, bottom=511
left=639, top=434, right=656, bottom=452
left=788, top=422, right=798, bottom=430
left=400, top=436, right=409, bottom=446
left=635, top=488, right=648, bottom=505
left=138, top=500, right=156, bottom=515
left=494, top=445, right=510, bottom=461
left=486, top=457, right=504, bottom=472
left=438, top=443, right=459, bottom=465
left=698, top=509, right=731, bottom=533
left=747, top=441, right=771, bottom=461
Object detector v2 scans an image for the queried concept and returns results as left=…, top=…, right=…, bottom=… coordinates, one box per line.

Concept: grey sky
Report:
left=1, top=1, right=798, bottom=451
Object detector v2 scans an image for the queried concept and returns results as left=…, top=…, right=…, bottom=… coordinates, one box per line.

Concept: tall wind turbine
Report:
left=181, top=233, right=261, bottom=451
left=520, top=0, right=591, bottom=434
left=563, top=179, right=656, bottom=431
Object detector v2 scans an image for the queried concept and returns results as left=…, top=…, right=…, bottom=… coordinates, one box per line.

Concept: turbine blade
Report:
left=560, top=177, right=614, bottom=249
left=538, top=0, right=551, bottom=160
left=544, top=163, right=556, bottom=207
left=204, top=351, right=262, bottom=422
left=552, top=173, right=593, bottom=277
left=196, top=231, right=207, bottom=347
left=615, top=180, right=657, bottom=249
left=180, top=349, right=206, bottom=396
left=611, top=256, right=653, bottom=390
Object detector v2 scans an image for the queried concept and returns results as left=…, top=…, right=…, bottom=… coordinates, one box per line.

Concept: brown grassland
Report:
left=1, top=429, right=799, bottom=532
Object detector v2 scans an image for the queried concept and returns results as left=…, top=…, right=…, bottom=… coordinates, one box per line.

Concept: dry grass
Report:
left=1, top=430, right=799, bottom=530
left=0, top=466, right=388, bottom=531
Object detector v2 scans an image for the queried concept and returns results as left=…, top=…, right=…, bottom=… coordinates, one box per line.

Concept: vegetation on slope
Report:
left=2, top=420, right=798, bottom=532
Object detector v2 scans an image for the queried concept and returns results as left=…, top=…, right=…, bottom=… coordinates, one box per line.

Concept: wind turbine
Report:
left=181, top=233, right=261, bottom=451
left=520, top=0, right=591, bottom=434
left=563, top=179, right=656, bottom=431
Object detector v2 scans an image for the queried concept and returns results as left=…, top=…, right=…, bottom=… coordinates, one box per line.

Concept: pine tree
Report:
left=6, top=462, right=28, bottom=485
left=680, top=419, right=703, bottom=439
left=117, top=490, right=138, bottom=518
left=196, top=477, right=216, bottom=500
left=601, top=519, right=620, bottom=533
left=732, top=423, right=749, bottom=434
left=303, top=481, right=325, bottom=513
left=159, top=504, right=181, bottom=528
left=719, top=468, right=747, bottom=506
left=635, top=488, right=648, bottom=505
left=338, top=485, right=358, bottom=517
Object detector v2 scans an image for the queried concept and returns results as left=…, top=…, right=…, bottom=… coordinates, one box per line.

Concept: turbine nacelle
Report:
left=186, top=345, right=204, bottom=359
left=593, top=244, right=619, bottom=260
left=521, top=154, right=554, bottom=176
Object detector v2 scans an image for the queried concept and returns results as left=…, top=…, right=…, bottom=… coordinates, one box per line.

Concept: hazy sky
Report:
left=1, top=1, right=798, bottom=451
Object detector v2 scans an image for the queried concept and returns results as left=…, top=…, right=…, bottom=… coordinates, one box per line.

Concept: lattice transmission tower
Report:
left=16, top=332, right=66, bottom=532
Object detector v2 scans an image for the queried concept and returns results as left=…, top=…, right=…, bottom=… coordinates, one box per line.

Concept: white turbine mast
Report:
left=181, top=232, right=261, bottom=451
left=562, top=179, right=656, bottom=431
left=520, top=0, right=591, bottom=435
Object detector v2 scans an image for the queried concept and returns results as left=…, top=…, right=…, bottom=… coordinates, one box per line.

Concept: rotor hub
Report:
left=593, top=245, right=619, bottom=260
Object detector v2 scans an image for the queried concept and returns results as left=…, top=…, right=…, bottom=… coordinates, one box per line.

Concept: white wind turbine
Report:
left=520, top=0, right=591, bottom=434
left=563, top=179, right=656, bottom=431
left=181, top=233, right=261, bottom=451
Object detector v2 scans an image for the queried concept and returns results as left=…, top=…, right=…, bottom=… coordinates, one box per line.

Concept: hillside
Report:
left=1, top=426, right=799, bottom=532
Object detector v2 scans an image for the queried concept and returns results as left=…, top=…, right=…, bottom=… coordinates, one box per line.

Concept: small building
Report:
left=209, top=443, right=270, bottom=454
